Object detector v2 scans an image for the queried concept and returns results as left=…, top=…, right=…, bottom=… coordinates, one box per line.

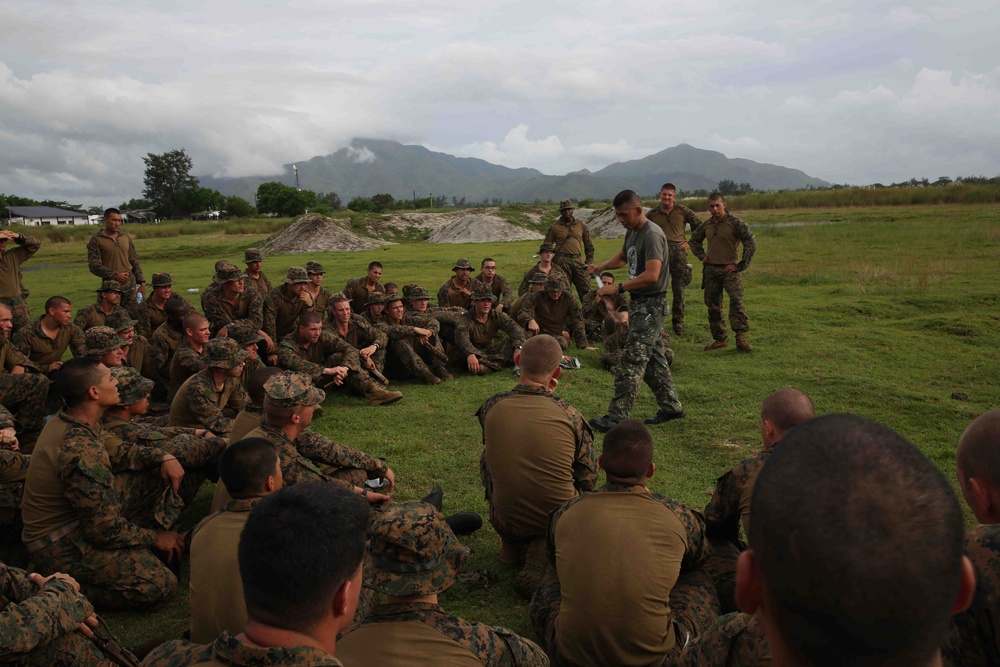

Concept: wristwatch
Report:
left=618, top=283, right=625, bottom=294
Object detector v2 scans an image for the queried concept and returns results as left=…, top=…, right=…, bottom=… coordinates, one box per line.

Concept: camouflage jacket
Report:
left=171, top=371, right=247, bottom=436
left=264, top=286, right=314, bottom=344
left=544, top=216, right=594, bottom=262
left=455, top=310, right=525, bottom=358
left=689, top=213, right=756, bottom=271
left=244, top=272, right=271, bottom=300
left=148, top=323, right=185, bottom=376
left=343, top=276, right=383, bottom=316
left=304, top=287, right=334, bottom=317
left=169, top=340, right=207, bottom=387
left=703, top=449, right=768, bottom=544
left=136, top=298, right=166, bottom=339
left=141, top=631, right=343, bottom=666
left=247, top=422, right=386, bottom=487
left=0, top=232, right=40, bottom=299
left=677, top=612, right=771, bottom=667
left=323, top=315, right=387, bottom=352
left=647, top=203, right=701, bottom=245
left=202, top=286, right=264, bottom=336
left=942, top=522, right=1000, bottom=666
left=276, top=332, right=361, bottom=383
left=515, top=291, right=588, bottom=348
left=339, top=601, right=549, bottom=666
left=437, top=277, right=476, bottom=309
left=86, top=229, right=143, bottom=283
left=378, top=312, right=441, bottom=341
left=0, top=334, right=43, bottom=374
left=473, top=273, right=514, bottom=312
left=11, top=319, right=85, bottom=369
left=517, top=263, right=569, bottom=296
left=0, top=564, right=96, bottom=660
left=73, top=303, right=126, bottom=333
left=582, top=289, right=628, bottom=322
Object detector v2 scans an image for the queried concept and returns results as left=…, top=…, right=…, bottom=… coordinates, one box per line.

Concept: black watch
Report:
left=618, top=283, right=625, bottom=294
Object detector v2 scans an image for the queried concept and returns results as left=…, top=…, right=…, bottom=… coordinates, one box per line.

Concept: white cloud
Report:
left=710, top=135, right=766, bottom=150
left=886, top=7, right=930, bottom=27
left=775, top=13, right=851, bottom=31
left=451, top=125, right=565, bottom=168
left=783, top=95, right=815, bottom=109
left=899, top=68, right=1000, bottom=115
left=833, top=85, right=899, bottom=105
left=347, top=146, right=378, bottom=164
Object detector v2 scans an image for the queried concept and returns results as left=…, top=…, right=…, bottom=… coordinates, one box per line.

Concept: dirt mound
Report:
left=427, top=214, right=544, bottom=244
left=585, top=207, right=624, bottom=238
left=262, top=214, right=392, bottom=255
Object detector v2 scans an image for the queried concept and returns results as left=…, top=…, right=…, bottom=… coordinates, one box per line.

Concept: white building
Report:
left=4, top=206, right=94, bottom=226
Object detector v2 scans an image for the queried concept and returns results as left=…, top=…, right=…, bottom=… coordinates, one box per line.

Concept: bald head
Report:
left=957, top=409, right=1000, bottom=491
left=518, top=334, right=563, bottom=382
left=760, top=388, right=815, bottom=446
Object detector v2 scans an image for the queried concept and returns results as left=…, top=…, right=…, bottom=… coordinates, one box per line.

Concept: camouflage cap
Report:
left=244, top=248, right=265, bottom=263
left=215, top=261, right=245, bottom=284
left=529, top=272, right=547, bottom=284
left=365, top=291, right=387, bottom=306
left=204, top=337, right=251, bottom=369
left=263, top=371, right=325, bottom=408
left=406, top=286, right=431, bottom=301
left=452, top=258, right=473, bottom=271
left=283, top=266, right=310, bottom=284
left=538, top=242, right=556, bottom=253
left=366, top=502, right=469, bottom=597
left=226, top=320, right=264, bottom=347
left=305, top=261, right=325, bottom=275
left=545, top=277, right=564, bottom=291
left=151, top=272, right=174, bottom=287
left=81, top=326, right=126, bottom=356
left=559, top=199, right=574, bottom=210
left=98, top=280, right=125, bottom=293
left=104, top=310, right=137, bottom=333
left=471, top=287, right=496, bottom=302
left=111, top=365, right=153, bottom=405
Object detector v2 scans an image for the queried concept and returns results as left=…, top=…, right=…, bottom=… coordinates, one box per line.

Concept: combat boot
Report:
left=366, top=384, right=403, bottom=406
left=704, top=338, right=728, bottom=351
left=432, top=362, right=453, bottom=382
left=514, top=538, right=549, bottom=600
left=417, top=369, right=442, bottom=385
left=735, top=333, right=753, bottom=352
left=673, top=321, right=684, bottom=335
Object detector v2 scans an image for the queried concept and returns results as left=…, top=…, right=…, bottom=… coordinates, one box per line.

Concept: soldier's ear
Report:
left=645, top=462, right=655, bottom=479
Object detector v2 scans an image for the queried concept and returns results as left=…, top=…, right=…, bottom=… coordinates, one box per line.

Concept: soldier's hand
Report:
left=48, top=360, right=64, bottom=372
left=467, top=354, right=480, bottom=374
left=586, top=263, right=597, bottom=274
left=266, top=353, right=278, bottom=365
left=153, top=531, right=185, bottom=563
left=679, top=242, right=689, bottom=250
left=299, top=291, right=314, bottom=307
left=0, top=230, right=16, bottom=240
left=701, top=256, right=710, bottom=264
left=76, top=615, right=99, bottom=639
left=10, top=366, right=25, bottom=375
left=528, top=319, right=539, bottom=334
left=358, top=487, right=390, bottom=504
left=382, top=467, right=396, bottom=493
left=216, top=325, right=229, bottom=338
left=0, top=427, right=17, bottom=449
left=362, top=356, right=375, bottom=370
left=725, top=264, right=737, bottom=273
left=29, top=571, right=81, bottom=592
left=360, top=344, right=376, bottom=360
left=116, top=271, right=129, bottom=283
left=584, top=346, right=598, bottom=351
left=414, top=327, right=432, bottom=338
left=160, top=456, right=185, bottom=492
left=596, top=284, right=617, bottom=298
left=260, top=331, right=275, bottom=351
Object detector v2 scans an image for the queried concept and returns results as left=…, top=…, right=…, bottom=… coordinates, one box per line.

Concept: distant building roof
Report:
left=6, top=206, right=89, bottom=218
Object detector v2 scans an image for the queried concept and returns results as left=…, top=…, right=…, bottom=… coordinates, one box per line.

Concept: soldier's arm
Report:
left=2, top=343, right=41, bottom=373
left=454, top=320, right=480, bottom=358
left=244, top=289, right=265, bottom=330
left=0, top=450, right=29, bottom=484
left=359, top=318, right=388, bottom=350
left=200, top=292, right=229, bottom=332
left=321, top=332, right=362, bottom=369
left=225, top=381, right=248, bottom=413
left=128, top=236, right=144, bottom=284
left=276, top=340, right=324, bottom=381
left=0, top=567, right=95, bottom=660
left=703, top=469, right=743, bottom=543
left=295, top=430, right=387, bottom=476
left=514, top=292, right=539, bottom=328
left=568, top=301, right=589, bottom=349
left=689, top=222, right=707, bottom=260
left=497, top=276, right=514, bottom=309
left=262, top=293, right=277, bottom=344
left=517, top=269, right=531, bottom=297
left=135, top=306, right=152, bottom=339
left=13, top=232, right=42, bottom=259
left=570, top=408, right=598, bottom=493
left=85, top=235, right=116, bottom=280
left=659, top=496, right=709, bottom=571
left=105, top=429, right=169, bottom=473
left=436, top=282, right=450, bottom=308
left=188, top=380, right=235, bottom=436
left=583, top=224, right=595, bottom=264
left=682, top=206, right=701, bottom=234
left=736, top=221, right=756, bottom=272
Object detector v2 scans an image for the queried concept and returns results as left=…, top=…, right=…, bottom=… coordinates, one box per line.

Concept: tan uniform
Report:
left=11, top=319, right=84, bottom=370
left=209, top=405, right=264, bottom=512
left=168, top=370, right=247, bottom=436
left=243, top=272, right=271, bottom=300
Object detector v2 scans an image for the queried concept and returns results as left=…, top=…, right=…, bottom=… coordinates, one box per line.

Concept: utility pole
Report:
left=293, top=164, right=300, bottom=190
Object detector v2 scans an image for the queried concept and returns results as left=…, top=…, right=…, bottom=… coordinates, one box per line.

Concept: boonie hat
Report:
left=559, top=199, right=574, bottom=210
left=452, top=258, right=473, bottom=271
left=244, top=248, right=264, bottom=263
left=471, top=288, right=496, bottom=302
left=151, top=273, right=174, bottom=287
left=215, top=262, right=245, bottom=284
left=365, top=292, right=386, bottom=306
left=263, top=371, right=326, bottom=408
left=104, top=310, right=137, bottom=333
left=98, top=280, right=125, bottom=294
left=283, top=266, right=310, bottom=285
left=538, top=242, right=556, bottom=254
left=529, top=272, right=547, bottom=284
left=111, top=365, right=154, bottom=405
left=305, top=261, right=325, bottom=275
left=204, top=337, right=250, bottom=369
left=82, top=326, right=126, bottom=356
left=226, top=321, right=264, bottom=347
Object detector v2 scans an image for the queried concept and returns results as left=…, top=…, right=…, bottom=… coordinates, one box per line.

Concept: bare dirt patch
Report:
left=426, top=213, right=544, bottom=244
left=262, top=215, right=392, bottom=254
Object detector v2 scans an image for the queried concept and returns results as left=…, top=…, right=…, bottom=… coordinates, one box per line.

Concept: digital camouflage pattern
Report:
left=324, top=313, right=388, bottom=373
left=11, top=319, right=85, bottom=370
left=517, top=262, right=569, bottom=296
left=201, top=282, right=264, bottom=336
left=276, top=330, right=373, bottom=394
left=169, top=340, right=206, bottom=387
left=263, top=370, right=325, bottom=408
left=86, top=230, right=143, bottom=318
left=545, top=213, right=595, bottom=301
left=141, top=631, right=344, bottom=667
left=204, top=338, right=250, bottom=369
left=244, top=248, right=264, bottom=263
left=0, top=232, right=41, bottom=330
left=581, top=289, right=628, bottom=341
left=344, top=275, right=384, bottom=316
left=73, top=303, right=127, bottom=333
left=689, top=213, right=755, bottom=342
left=264, top=283, right=314, bottom=344
left=703, top=450, right=768, bottom=544
left=148, top=322, right=184, bottom=377
left=942, top=522, right=1000, bottom=666
left=514, top=290, right=588, bottom=350
left=378, top=311, right=449, bottom=383
left=0, top=332, right=49, bottom=433
left=473, top=272, right=514, bottom=312
left=0, top=564, right=113, bottom=666
left=455, top=308, right=525, bottom=372
left=81, top=326, right=125, bottom=357
left=606, top=294, right=682, bottom=422
left=168, top=369, right=247, bottom=436
left=677, top=612, right=771, bottom=667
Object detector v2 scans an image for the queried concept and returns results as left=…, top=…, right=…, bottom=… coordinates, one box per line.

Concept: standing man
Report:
left=545, top=200, right=594, bottom=301
left=344, top=261, right=384, bottom=316
left=689, top=193, right=756, bottom=352
left=242, top=248, right=271, bottom=298
left=0, top=304, right=49, bottom=442
left=647, top=183, right=701, bottom=335
left=86, top=208, right=144, bottom=318
left=0, top=228, right=41, bottom=332
left=588, top=190, right=683, bottom=433
left=474, top=258, right=513, bottom=313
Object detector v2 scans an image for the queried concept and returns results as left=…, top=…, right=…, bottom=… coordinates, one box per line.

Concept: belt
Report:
left=555, top=252, right=580, bottom=258
left=25, top=520, right=80, bottom=553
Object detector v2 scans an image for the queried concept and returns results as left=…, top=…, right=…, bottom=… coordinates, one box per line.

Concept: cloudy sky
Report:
left=2, top=0, right=998, bottom=205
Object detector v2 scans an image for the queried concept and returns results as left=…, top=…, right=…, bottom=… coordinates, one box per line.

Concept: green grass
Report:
left=12, top=203, right=1000, bottom=646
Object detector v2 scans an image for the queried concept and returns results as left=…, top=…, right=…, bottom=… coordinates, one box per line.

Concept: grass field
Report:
left=14, top=203, right=1000, bottom=647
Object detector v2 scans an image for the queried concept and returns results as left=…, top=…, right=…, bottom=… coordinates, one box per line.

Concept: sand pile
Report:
left=427, top=214, right=544, bottom=244
left=262, top=214, right=392, bottom=255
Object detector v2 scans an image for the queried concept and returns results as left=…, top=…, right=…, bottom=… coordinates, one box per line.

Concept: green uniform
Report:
left=0, top=232, right=41, bottom=331
left=544, top=214, right=595, bottom=300
left=12, top=319, right=84, bottom=372
left=689, top=213, right=756, bottom=341
left=168, top=370, right=247, bottom=437
left=0, top=336, right=49, bottom=434
left=648, top=203, right=700, bottom=330
left=86, top=230, right=143, bottom=318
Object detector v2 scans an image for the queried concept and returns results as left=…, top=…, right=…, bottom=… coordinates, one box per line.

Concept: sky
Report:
left=1, top=0, right=998, bottom=206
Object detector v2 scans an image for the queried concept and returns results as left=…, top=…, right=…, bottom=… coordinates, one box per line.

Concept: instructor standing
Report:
left=588, top=191, right=683, bottom=433
left=87, top=208, right=145, bottom=318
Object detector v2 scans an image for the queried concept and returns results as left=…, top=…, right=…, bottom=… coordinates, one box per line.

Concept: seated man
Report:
left=736, top=414, right=975, bottom=667
left=168, top=312, right=210, bottom=388
left=344, top=260, right=384, bottom=316
left=148, top=297, right=190, bottom=398
left=337, top=502, right=549, bottom=665
left=0, top=565, right=109, bottom=665
left=80, top=326, right=125, bottom=368
left=20, top=357, right=184, bottom=610
left=406, top=284, right=465, bottom=357
left=478, top=334, right=596, bottom=597
left=944, top=409, right=1000, bottom=665
left=360, top=291, right=386, bottom=326
left=12, top=295, right=84, bottom=375
left=510, top=271, right=545, bottom=318
left=201, top=261, right=266, bottom=340
left=582, top=271, right=628, bottom=341
left=325, top=293, right=388, bottom=378
left=474, top=257, right=514, bottom=314
left=73, top=281, right=127, bottom=332
left=168, top=338, right=249, bottom=437
left=456, top=287, right=525, bottom=375
left=264, top=266, right=314, bottom=348
left=142, top=483, right=369, bottom=666
left=702, top=387, right=815, bottom=613
left=518, top=242, right=569, bottom=296
left=379, top=295, right=450, bottom=385
left=242, top=248, right=271, bottom=298
left=278, top=312, right=401, bottom=406
left=136, top=272, right=175, bottom=338
left=226, top=320, right=265, bottom=389
left=0, top=304, right=49, bottom=445
left=531, top=419, right=718, bottom=667
left=437, top=257, right=476, bottom=309
left=516, top=277, right=594, bottom=352
left=0, top=404, right=30, bottom=563
left=189, top=437, right=282, bottom=644
left=304, top=261, right=333, bottom=316
left=105, top=310, right=153, bottom=380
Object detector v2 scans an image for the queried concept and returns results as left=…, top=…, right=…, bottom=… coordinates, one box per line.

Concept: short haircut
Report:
left=164, top=298, right=189, bottom=319
left=612, top=190, right=643, bottom=208
left=601, top=420, right=654, bottom=478
left=55, top=357, right=104, bottom=408
left=600, top=271, right=615, bottom=281
left=760, top=388, right=815, bottom=435
left=519, top=334, right=562, bottom=380
left=220, top=438, right=279, bottom=498
left=660, top=183, right=677, bottom=193
left=383, top=282, right=398, bottom=292
left=750, top=414, right=965, bottom=667
left=298, top=311, right=323, bottom=327
left=957, top=409, right=1000, bottom=489
left=45, top=296, right=71, bottom=311
left=103, top=207, right=121, bottom=219
left=330, top=294, right=350, bottom=308
left=182, top=312, right=208, bottom=332
left=368, top=261, right=383, bottom=271
left=248, top=366, right=283, bottom=407
left=708, top=192, right=726, bottom=202
left=481, top=257, right=496, bottom=267
left=239, top=483, right=370, bottom=632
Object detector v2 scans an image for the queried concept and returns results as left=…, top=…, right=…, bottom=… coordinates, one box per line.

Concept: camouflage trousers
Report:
left=15, top=628, right=113, bottom=667
left=702, top=538, right=742, bottom=614
left=553, top=255, right=592, bottom=302
left=530, top=567, right=720, bottom=666
left=0, top=296, right=31, bottom=333
left=470, top=336, right=519, bottom=373
left=607, top=294, right=682, bottom=422
left=0, top=372, right=50, bottom=435
left=317, top=351, right=374, bottom=396
left=677, top=612, right=771, bottom=667
left=31, top=531, right=177, bottom=611
left=386, top=337, right=446, bottom=383
left=702, top=265, right=748, bottom=341
left=669, top=244, right=692, bottom=328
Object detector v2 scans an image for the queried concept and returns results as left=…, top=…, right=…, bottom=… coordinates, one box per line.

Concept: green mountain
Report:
left=199, top=139, right=828, bottom=203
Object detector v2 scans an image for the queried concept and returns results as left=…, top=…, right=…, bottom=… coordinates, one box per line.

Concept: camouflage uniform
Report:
left=86, top=228, right=144, bottom=318
left=379, top=310, right=449, bottom=384
left=169, top=339, right=207, bottom=388
left=544, top=203, right=595, bottom=301
left=135, top=273, right=177, bottom=339
left=277, top=330, right=376, bottom=395
left=648, top=203, right=700, bottom=332
left=0, top=231, right=41, bottom=332
left=141, top=632, right=343, bottom=667
left=325, top=313, right=389, bottom=374
left=11, top=318, right=85, bottom=373
left=689, top=213, right=756, bottom=343
left=437, top=278, right=476, bottom=310
left=242, top=248, right=272, bottom=299
left=21, top=411, right=178, bottom=610
left=338, top=502, right=549, bottom=666
left=148, top=322, right=185, bottom=396
left=73, top=288, right=128, bottom=333
left=344, top=275, right=384, bottom=317
left=0, top=405, right=29, bottom=552
left=202, top=262, right=265, bottom=336
left=942, top=522, right=1000, bottom=666
left=582, top=289, right=628, bottom=341
left=168, top=340, right=250, bottom=437
left=0, top=332, right=49, bottom=434
left=515, top=287, right=588, bottom=350
left=0, top=563, right=113, bottom=666
left=455, top=307, right=526, bottom=372
left=264, top=272, right=314, bottom=345
left=517, top=262, right=569, bottom=296
left=473, top=272, right=514, bottom=312
left=677, top=612, right=771, bottom=667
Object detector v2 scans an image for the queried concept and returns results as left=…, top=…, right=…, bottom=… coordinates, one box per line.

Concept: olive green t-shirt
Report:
left=622, top=220, right=670, bottom=297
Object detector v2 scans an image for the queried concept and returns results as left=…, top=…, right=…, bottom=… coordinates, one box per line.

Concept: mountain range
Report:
left=198, top=139, right=829, bottom=203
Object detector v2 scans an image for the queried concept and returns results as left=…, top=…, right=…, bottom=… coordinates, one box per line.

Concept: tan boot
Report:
left=514, top=538, right=549, bottom=600
left=735, top=333, right=753, bottom=352
left=704, top=338, right=728, bottom=351
left=367, top=385, right=403, bottom=406
left=418, top=369, right=442, bottom=385
left=432, top=363, right=453, bottom=382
